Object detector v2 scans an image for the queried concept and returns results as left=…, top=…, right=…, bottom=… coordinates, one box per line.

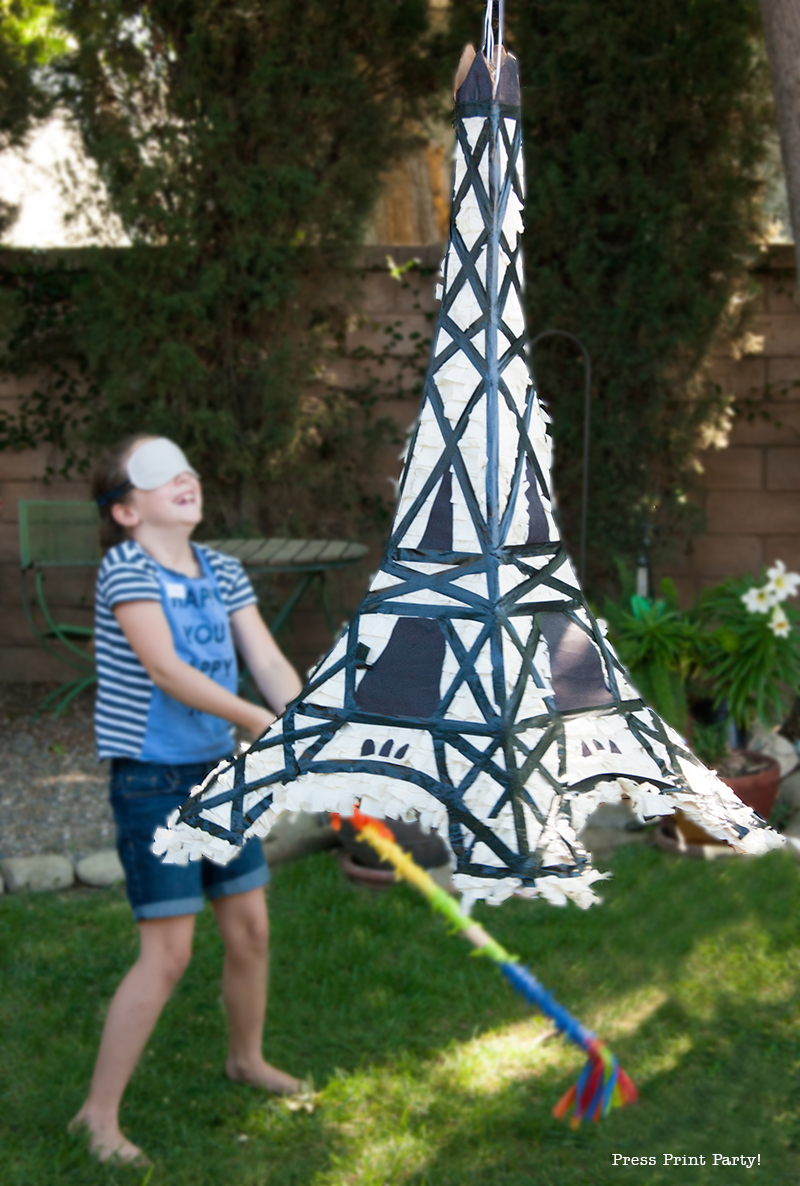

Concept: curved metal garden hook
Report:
left=529, top=330, right=592, bottom=586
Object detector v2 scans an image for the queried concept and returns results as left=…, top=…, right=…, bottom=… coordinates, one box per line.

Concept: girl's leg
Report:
left=211, top=887, right=299, bottom=1094
left=70, top=913, right=195, bottom=1162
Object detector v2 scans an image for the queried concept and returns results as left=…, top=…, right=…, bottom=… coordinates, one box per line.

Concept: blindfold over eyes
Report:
left=96, top=438, right=198, bottom=507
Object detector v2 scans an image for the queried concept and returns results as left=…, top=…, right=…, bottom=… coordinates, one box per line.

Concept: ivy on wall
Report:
left=0, top=1, right=776, bottom=587
left=0, top=247, right=435, bottom=546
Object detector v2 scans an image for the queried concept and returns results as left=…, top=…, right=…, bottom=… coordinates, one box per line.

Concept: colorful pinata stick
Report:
left=332, top=805, right=638, bottom=1126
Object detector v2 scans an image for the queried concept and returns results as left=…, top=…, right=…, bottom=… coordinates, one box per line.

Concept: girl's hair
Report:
left=92, top=434, right=153, bottom=550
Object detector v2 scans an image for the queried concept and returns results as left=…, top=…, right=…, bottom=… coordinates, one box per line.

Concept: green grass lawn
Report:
left=2, top=844, right=800, bottom=1185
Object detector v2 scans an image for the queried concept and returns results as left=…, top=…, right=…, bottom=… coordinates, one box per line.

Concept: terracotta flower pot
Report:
left=653, top=814, right=736, bottom=860
left=654, top=750, right=781, bottom=859
left=338, top=850, right=397, bottom=890
left=335, top=816, right=452, bottom=891
left=335, top=815, right=450, bottom=871
left=719, top=749, right=781, bottom=820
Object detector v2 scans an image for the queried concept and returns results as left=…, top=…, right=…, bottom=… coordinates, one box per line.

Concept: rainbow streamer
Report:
left=333, top=806, right=637, bottom=1126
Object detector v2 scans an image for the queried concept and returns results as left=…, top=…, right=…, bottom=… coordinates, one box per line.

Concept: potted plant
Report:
left=687, top=561, right=800, bottom=817
left=604, top=561, right=800, bottom=822
left=602, top=575, right=697, bottom=737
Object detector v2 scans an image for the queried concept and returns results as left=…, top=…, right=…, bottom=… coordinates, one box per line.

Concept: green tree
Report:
left=45, top=0, right=445, bottom=530
left=759, top=0, right=800, bottom=280
left=450, top=0, right=771, bottom=593
left=0, top=2, right=64, bottom=235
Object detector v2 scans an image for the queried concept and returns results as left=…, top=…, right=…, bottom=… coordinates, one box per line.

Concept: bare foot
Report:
left=225, top=1056, right=300, bottom=1095
left=68, top=1110, right=151, bottom=1167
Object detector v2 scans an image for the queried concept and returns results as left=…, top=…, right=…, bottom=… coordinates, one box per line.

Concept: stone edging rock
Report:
left=5, top=779, right=798, bottom=898
left=0, top=813, right=340, bottom=897
left=0, top=850, right=125, bottom=894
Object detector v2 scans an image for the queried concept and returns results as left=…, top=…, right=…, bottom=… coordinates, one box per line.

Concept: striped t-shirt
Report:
left=94, top=540, right=257, bottom=760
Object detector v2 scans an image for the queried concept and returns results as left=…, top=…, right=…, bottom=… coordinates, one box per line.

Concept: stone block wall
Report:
left=0, top=381, right=96, bottom=681
left=666, top=245, right=800, bottom=602
left=0, top=246, right=441, bottom=682
left=3, top=242, right=800, bottom=681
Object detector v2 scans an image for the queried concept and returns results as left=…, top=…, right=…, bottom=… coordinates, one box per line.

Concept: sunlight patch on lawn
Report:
left=437, top=1017, right=568, bottom=1094
left=677, top=918, right=800, bottom=1017
left=253, top=1064, right=437, bottom=1186
left=327, top=1130, right=429, bottom=1186
left=281, top=986, right=682, bottom=1184
left=633, top=1031, right=694, bottom=1082
left=440, top=984, right=671, bottom=1096
left=587, top=987, right=669, bottom=1043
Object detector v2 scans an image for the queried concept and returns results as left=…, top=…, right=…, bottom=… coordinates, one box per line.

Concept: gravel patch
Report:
left=0, top=684, right=113, bottom=861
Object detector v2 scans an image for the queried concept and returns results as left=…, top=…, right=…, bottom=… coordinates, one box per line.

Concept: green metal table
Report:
left=202, top=537, right=368, bottom=637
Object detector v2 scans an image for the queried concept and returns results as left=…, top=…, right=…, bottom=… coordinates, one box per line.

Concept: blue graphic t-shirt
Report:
left=94, top=541, right=257, bottom=762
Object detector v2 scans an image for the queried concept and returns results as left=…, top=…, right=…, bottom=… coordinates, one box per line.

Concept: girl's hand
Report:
left=241, top=703, right=275, bottom=740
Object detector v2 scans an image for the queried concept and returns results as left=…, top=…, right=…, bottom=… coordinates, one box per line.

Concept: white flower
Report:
left=768, top=606, right=791, bottom=638
left=742, top=585, right=778, bottom=614
left=766, top=559, right=800, bottom=602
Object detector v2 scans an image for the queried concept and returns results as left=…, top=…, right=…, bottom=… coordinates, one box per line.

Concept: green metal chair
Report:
left=19, top=499, right=101, bottom=716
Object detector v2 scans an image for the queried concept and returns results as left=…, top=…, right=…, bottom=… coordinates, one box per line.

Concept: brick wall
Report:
left=0, top=246, right=441, bottom=682
left=0, top=379, right=96, bottom=680
left=3, top=242, right=799, bottom=680
left=667, top=245, right=800, bottom=602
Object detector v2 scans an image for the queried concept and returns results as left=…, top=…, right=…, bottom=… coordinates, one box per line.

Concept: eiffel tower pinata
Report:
left=155, top=40, right=782, bottom=908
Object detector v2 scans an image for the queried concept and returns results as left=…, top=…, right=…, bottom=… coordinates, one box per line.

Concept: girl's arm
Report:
left=113, top=600, right=274, bottom=737
left=229, top=604, right=303, bottom=714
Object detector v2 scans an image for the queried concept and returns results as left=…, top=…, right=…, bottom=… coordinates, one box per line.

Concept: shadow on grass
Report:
left=388, top=987, right=800, bottom=1186
left=1, top=845, right=799, bottom=1184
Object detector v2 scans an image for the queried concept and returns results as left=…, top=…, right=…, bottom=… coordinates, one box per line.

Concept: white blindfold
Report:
left=126, top=438, right=198, bottom=490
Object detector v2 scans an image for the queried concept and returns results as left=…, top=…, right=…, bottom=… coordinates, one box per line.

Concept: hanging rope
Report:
left=482, top=0, right=495, bottom=64
left=482, top=0, right=505, bottom=95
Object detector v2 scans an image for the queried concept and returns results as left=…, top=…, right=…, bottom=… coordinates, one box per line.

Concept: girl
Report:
left=71, top=434, right=303, bottom=1165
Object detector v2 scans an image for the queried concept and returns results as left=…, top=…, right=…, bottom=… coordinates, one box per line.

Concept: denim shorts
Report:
left=110, top=758, right=269, bottom=922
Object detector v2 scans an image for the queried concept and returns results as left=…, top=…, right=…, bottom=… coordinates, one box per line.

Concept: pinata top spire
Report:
left=155, top=11, right=781, bottom=907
